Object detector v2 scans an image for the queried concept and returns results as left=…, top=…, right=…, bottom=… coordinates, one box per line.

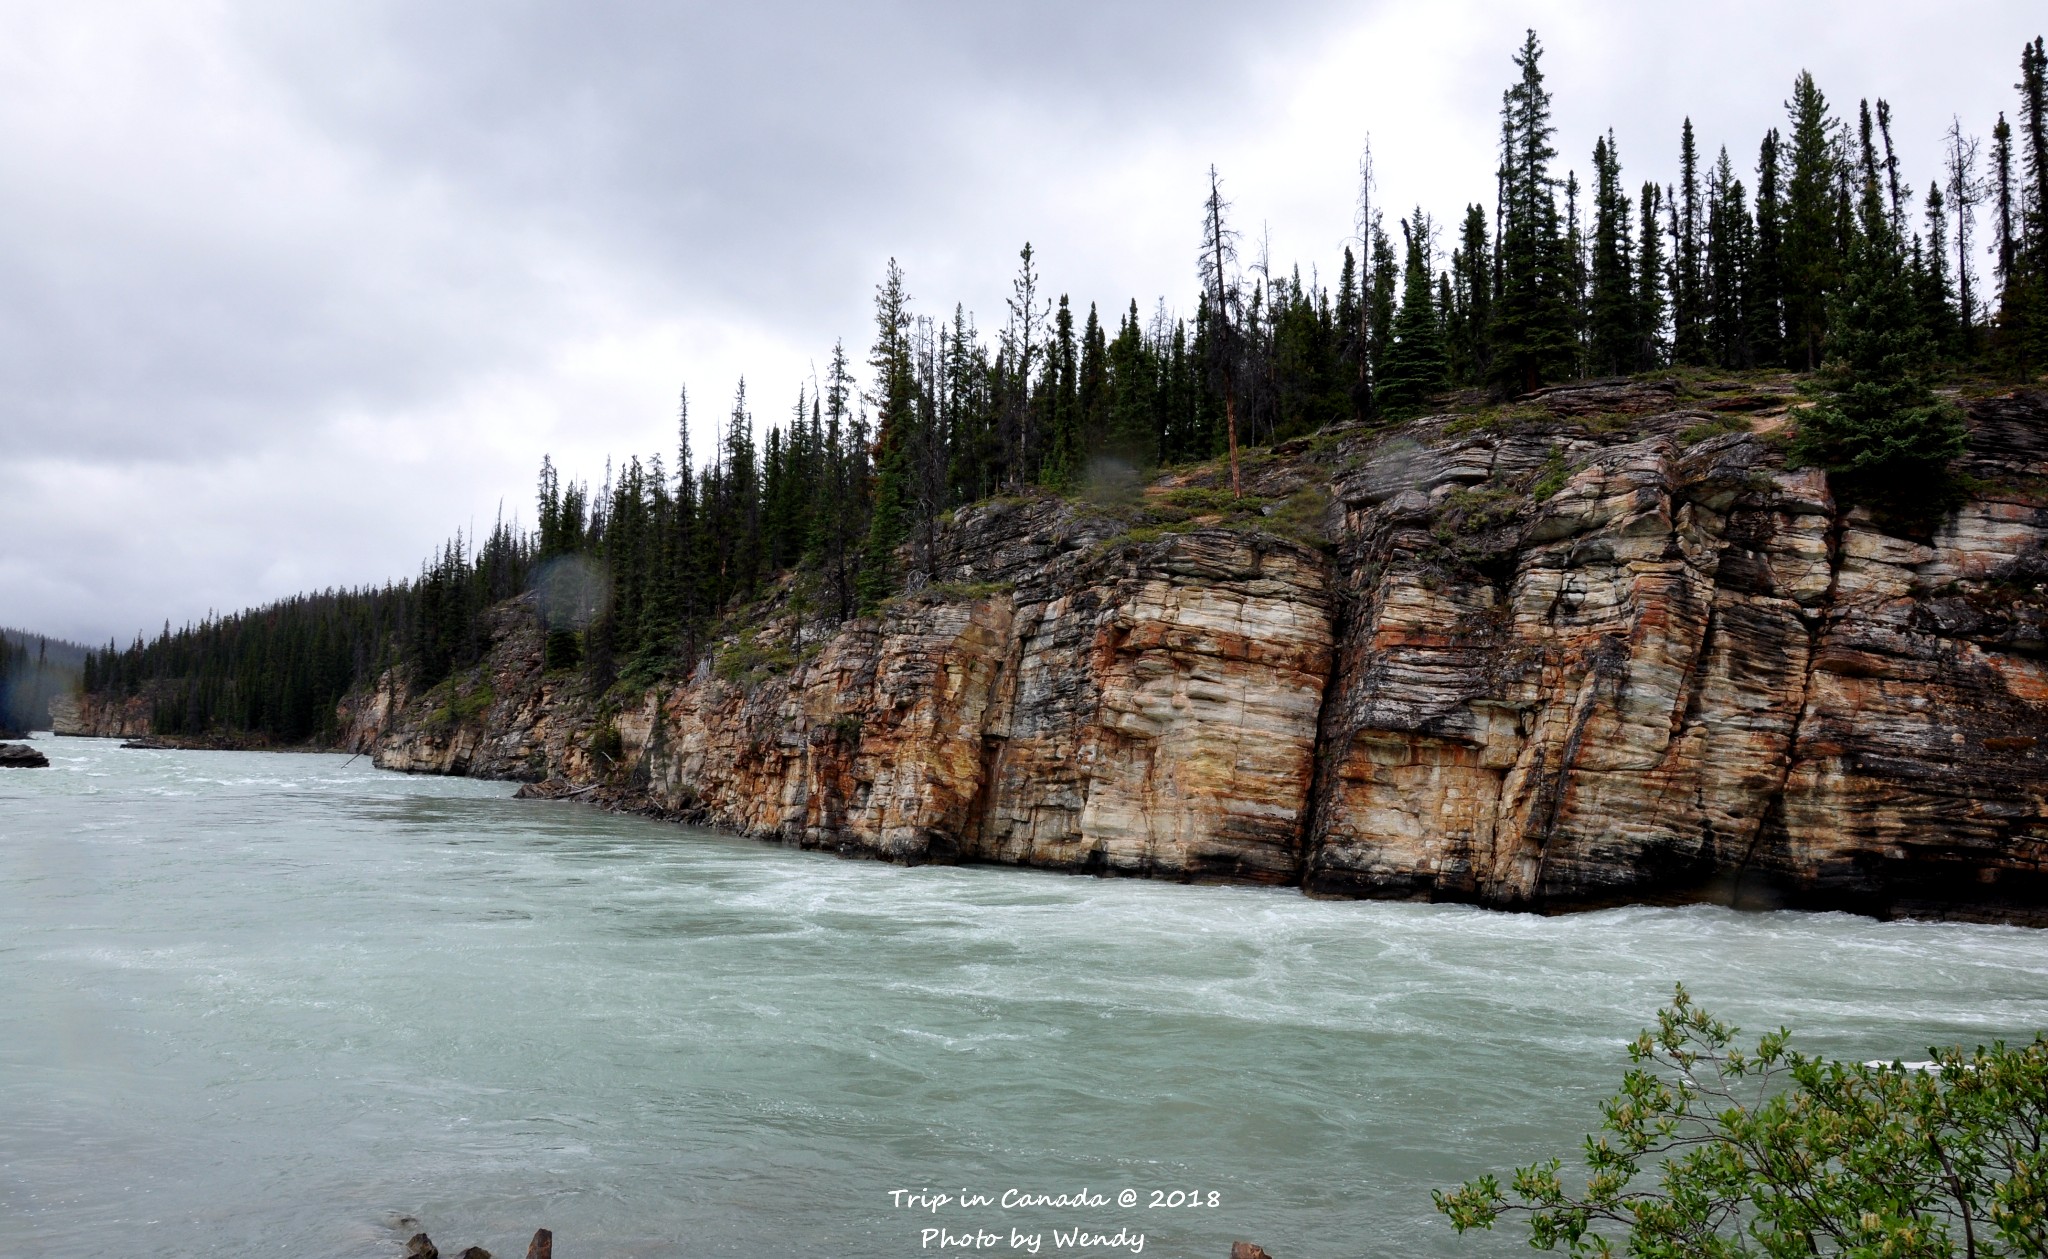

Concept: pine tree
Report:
left=1105, top=299, right=1158, bottom=463
left=1563, top=171, right=1589, bottom=373
left=1994, top=113, right=2017, bottom=304
left=1078, top=301, right=1108, bottom=456
left=1336, top=245, right=1367, bottom=416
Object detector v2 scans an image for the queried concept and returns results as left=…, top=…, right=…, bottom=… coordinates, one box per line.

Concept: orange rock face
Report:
left=334, top=386, right=2048, bottom=922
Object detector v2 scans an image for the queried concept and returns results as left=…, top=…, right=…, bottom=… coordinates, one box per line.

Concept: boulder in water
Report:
left=1231, top=1245, right=1274, bottom=1259
left=0, top=743, right=48, bottom=768
left=525, top=1229, right=552, bottom=1259
left=405, top=1234, right=438, bottom=1259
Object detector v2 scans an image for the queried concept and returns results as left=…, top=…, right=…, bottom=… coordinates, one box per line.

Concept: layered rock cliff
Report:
left=329, top=382, right=2048, bottom=923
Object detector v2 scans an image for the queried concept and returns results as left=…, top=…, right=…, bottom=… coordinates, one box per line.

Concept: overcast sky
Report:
left=3, top=0, right=2039, bottom=646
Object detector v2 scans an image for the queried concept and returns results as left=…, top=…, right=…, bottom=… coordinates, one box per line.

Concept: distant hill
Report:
left=1, top=627, right=91, bottom=671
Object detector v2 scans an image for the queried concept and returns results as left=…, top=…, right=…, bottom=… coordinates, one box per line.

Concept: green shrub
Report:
left=1438, top=985, right=2048, bottom=1257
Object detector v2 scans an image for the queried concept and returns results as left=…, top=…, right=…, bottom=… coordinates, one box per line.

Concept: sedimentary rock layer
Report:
left=81, top=385, right=2048, bottom=923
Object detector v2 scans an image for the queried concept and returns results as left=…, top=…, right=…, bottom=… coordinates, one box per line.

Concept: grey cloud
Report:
left=2, top=0, right=2042, bottom=649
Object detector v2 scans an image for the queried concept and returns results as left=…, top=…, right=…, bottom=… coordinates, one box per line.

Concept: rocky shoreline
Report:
left=65, top=381, right=2048, bottom=924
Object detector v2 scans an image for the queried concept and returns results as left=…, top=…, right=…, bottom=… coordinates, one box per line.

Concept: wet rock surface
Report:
left=0, top=742, right=49, bottom=767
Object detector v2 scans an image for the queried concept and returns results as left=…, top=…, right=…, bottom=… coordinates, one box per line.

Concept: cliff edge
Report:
left=103, top=379, right=2048, bottom=922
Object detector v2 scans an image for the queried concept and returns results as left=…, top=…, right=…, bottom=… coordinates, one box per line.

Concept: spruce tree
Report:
left=1705, top=148, right=1753, bottom=368
left=1671, top=119, right=1707, bottom=365
left=1446, top=204, right=1493, bottom=385
left=1366, top=215, right=1399, bottom=407
left=859, top=260, right=916, bottom=610
left=2006, top=37, right=2048, bottom=369
left=1038, top=295, right=1081, bottom=488
left=1793, top=111, right=1966, bottom=502
left=1200, top=165, right=1245, bottom=495
left=1918, top=184, right=1957, bottom=354
left=1945, top=120, right=1983, bottom=357
left=1077, top=301, right=1108, bottom=456
left=1588, top=133, right=1637, bottom=375
left=1749, top=130, right=1787, bottom=364
left=1336, top=245, right=1367, bottom=415
left=1490, top=29, right=1578, bottom=395
left=1376, top=213, right=1449, bottom=413
left=1782, top=71, right=1843, bottom=369
left=1634, top=182, right=1668, bottom=369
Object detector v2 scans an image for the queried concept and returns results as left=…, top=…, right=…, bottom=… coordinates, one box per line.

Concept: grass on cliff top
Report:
left=1087, top=482, right=1335, bottom=555
left=421, top=675, right=495, bottom=730
left=711, top=627, right=800, bottom=688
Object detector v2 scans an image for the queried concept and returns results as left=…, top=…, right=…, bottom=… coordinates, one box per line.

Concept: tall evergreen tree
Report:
left=1365, top=214, right=1400, bottom=405
left=1200, top=165, right=1245, bottom=496
left=1945, top=119, right=1983, bottom=357
left=2005, top=37, right=2048, bottom=368
left=1634, top=182, right=1669, bottom=369
left=859, top=260, right=916, bottom=610
left=1793, top=102, right=1966, bottom=500
left=999, top=244, right=1047, bottom=490
left=1445, top=204, right=1494, bottom=386
left=1918, top=184, right=1957, bottom=355
left=1377, top=212, right=1449, bottom=412
left=1782, top=71, right=1844, bottom=369
left=1671, top=119, right=1708, bottom=365
left=1704, top=147, right=1753, bottom=368
left=1038, top=295, right=1081, bottom=487
left=1490, top=29, right=1578, bottom=395
left=1749, top=129, right=1787, bottom=364
left=1588, top=133, right=1637, bottom=375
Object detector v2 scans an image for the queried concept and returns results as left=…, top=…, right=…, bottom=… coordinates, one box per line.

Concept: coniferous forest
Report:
left=0, top=628, right=85, bottom=734
left=83, top=31, right=2048, bottom=743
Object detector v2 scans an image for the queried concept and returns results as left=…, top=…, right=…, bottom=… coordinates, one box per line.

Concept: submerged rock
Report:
left=0, top=742, right=48, bottom=768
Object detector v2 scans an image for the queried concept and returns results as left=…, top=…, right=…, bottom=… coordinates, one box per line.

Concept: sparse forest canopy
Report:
left=84, top=30, right=2048, bottom=742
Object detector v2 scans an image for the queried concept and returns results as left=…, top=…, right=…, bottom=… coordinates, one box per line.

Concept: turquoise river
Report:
left=6, top=735, right=2048, bottom=1257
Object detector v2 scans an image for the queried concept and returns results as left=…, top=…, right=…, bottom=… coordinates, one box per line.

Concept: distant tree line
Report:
left=81, top=31, right=2048, bottom=742
left=0, top=629, right=85, bottom=733
left=80, top=518, right=532, bottom=743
